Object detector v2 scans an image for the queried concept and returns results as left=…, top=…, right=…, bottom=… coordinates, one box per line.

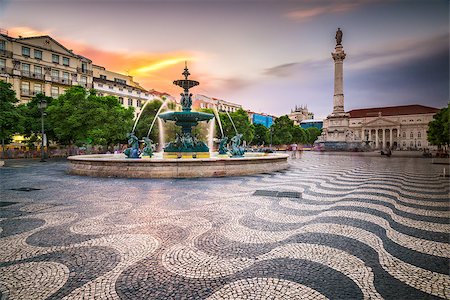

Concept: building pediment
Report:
left=363, top=117, right=398, bottom=127
left=18, top=36, right=79, bottom=58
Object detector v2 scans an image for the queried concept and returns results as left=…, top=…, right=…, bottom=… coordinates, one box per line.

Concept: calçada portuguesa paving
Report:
left=0, top=152, right=449, bottom=300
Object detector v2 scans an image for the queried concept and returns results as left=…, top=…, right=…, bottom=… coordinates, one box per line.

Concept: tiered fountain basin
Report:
left=67, top=152, right=289, bottom=178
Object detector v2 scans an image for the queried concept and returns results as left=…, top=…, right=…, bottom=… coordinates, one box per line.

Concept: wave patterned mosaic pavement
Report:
left=0, top=153, right=449, bottom=299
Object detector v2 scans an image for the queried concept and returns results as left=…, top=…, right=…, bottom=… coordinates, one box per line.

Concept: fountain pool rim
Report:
left=67, top=152, right=289, bottom=178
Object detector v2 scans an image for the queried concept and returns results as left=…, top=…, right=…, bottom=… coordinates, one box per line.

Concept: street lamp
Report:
left=269, top=126, right=273, bottom=149
left=38, top=98, right=47, bottom=162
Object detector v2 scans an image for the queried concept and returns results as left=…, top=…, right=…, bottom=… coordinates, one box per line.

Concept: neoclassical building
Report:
left=0, top=33, right=93, bottom=103
left=318, top=29, right=441, bottom=150
left=344, top=105, right=439, bottom=150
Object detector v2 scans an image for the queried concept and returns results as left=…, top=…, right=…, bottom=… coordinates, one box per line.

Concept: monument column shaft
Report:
left=332, top=46, right=346, bottom=114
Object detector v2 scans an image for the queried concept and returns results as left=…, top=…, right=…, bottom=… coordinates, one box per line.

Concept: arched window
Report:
left=402, top=132, right=406, bottom=138
left=418, top=132, right=421, bottom=138
left=410, top=132, right=414, bottom=139
left=418, top=141, right=421, bottom=147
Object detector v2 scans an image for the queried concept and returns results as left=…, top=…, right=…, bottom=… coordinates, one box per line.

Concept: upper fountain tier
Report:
left=159, top=62, right=214, bottom=125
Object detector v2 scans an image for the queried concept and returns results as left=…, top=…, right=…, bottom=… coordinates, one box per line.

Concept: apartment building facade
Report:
left=93, top=65, right=155, bottom=117
left=0, top=33, right=93, bottom=103
left=192, top=94, right=242, bottom=112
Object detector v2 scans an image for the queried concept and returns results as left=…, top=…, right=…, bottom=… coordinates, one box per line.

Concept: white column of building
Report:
left=361, top=128, right=365, bottom=141
left=368, top=130, right=371, bottom=142
left=389, top=128, right=393, bottom=148
left=382, top=128, right=386, bottom=148
left=375, top=129, right=379, bottom=148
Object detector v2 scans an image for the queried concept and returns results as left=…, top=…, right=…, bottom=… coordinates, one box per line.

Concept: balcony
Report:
left=0, top=49, right=13, bottom=58
left=80, top=83, right=93, bottom=89
left=76, top=67, right=93, bottom=76
left=21, top=70, right=45, bottom=80
left=51, top=76, right=72, bottom=85
left=0, top=67, right=13, bottom=74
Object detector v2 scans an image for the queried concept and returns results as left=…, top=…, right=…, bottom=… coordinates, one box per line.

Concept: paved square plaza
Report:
left=0, top=153, right=449, bottom=299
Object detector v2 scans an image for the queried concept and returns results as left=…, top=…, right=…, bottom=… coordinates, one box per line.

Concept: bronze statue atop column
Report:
left=335, top=28, right=343, bottom=46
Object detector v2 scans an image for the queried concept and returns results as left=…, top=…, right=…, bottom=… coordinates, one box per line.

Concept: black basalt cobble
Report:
left=0, top=154, right=448, bottom=300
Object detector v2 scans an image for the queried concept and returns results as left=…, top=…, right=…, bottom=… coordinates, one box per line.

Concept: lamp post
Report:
left=270, top=126, right=273, bottom=149
left=38, top=98, right=47, bottom=162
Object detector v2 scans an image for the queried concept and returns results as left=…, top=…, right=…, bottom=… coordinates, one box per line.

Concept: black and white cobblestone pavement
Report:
left=0, top=152, right=449, bottom=299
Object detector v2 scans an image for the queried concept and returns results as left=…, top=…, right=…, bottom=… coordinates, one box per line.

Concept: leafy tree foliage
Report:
left=46, top=86, right=134, bottom=147
left=306, top=127, right=322, bottom=144
left=252, top=123, right=270, bottom=145
left=17, top=93, right=54, bottom=149
left=219, top=108, right=254, bottom=144
left=0, top=81, right=22, bottom=150
left=292, top=126, right=308, bottom=144
left=271, top=115, right=294, bottom=145
left=427, top=104, right=449, bottom=148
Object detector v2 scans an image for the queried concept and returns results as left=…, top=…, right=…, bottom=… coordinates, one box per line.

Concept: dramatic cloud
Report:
left=285, top=0, right=375, bottom=21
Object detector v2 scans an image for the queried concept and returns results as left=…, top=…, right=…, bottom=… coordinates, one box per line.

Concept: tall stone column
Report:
left=375, top=129, right=379, bottom=148
left=389, top=129, right=393, bottom=148
left=382, top=129, right=386, bottom=148
left=332, top=45, right=346, bottom=114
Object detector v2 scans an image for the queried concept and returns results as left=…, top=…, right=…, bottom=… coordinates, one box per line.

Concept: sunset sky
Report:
left=1, top=0, right=448, bottom=118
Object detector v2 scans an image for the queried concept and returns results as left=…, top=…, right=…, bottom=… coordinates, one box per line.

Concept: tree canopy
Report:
left=427, top=104, right=449, bottom=148
left=0, top=81, right=22, bottom=148
left=46, top=86, right=134, bottom=147
left=252, top=123, right=270, bottom=146
left=219, top=108, right=254, bottom=144
left=17, top=93, right=54, bottom=148
left=271, top=115, right=294, bottom=145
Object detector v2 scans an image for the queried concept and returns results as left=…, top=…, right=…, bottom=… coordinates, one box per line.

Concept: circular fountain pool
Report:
left=67, top=153, right=289, bottom=178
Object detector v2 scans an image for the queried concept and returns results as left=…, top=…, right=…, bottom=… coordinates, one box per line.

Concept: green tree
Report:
left=272, top=115, right=294, bottom=145
left=306, top=127, right=322, bottom=144
left=219, top=109, right=254, bottom=144
left=292, top=126, right=308, bottom=144
left=252, top=123, right=270, bottom=145
left=47, top=86, right=134, bottom=147
left=0, top=81, right=22, bottom=155
left=17, top=93, right=54, bottom=149
left=427, top=104, right=449, bottom=148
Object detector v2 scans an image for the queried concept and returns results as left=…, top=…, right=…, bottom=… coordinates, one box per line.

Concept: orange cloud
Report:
left=7, top=26, right=211, bottom=95
left=7, top=26, right=52, bottom=37
left=286, top=1, right=371, bottom=21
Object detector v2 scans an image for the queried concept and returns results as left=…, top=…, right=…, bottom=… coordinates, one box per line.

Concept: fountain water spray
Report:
left=131, top=99, right=151, bottom=133
left=225, top=110, right=238, bottom=135
left=157, top=117, right=165, bottom=152
left=207, top=118, right=216, bottom=152
left=212, top=105, right=224, bottom=138
left=147, top=97, right=170, bottom=138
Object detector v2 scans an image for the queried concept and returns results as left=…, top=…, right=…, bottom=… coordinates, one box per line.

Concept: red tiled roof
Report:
left=348, top=105, right=440, bottom=118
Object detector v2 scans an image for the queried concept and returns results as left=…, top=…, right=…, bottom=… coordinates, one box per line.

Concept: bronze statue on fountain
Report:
left=158, top=63, right=214, bottom=158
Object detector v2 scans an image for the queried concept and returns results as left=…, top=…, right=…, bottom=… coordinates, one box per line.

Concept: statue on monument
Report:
left=335, top=28, right=343, bottom=46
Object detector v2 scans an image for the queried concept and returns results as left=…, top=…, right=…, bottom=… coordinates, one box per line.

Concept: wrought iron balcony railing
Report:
left=76, top=67, right=93, bottom=76
left=0, top=49, right=13, bottom=58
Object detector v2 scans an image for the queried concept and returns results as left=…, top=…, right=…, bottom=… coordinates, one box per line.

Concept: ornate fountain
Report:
left=158, top=63, right=214, bottom=158
left=67, top=62, right=289, bottom=178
